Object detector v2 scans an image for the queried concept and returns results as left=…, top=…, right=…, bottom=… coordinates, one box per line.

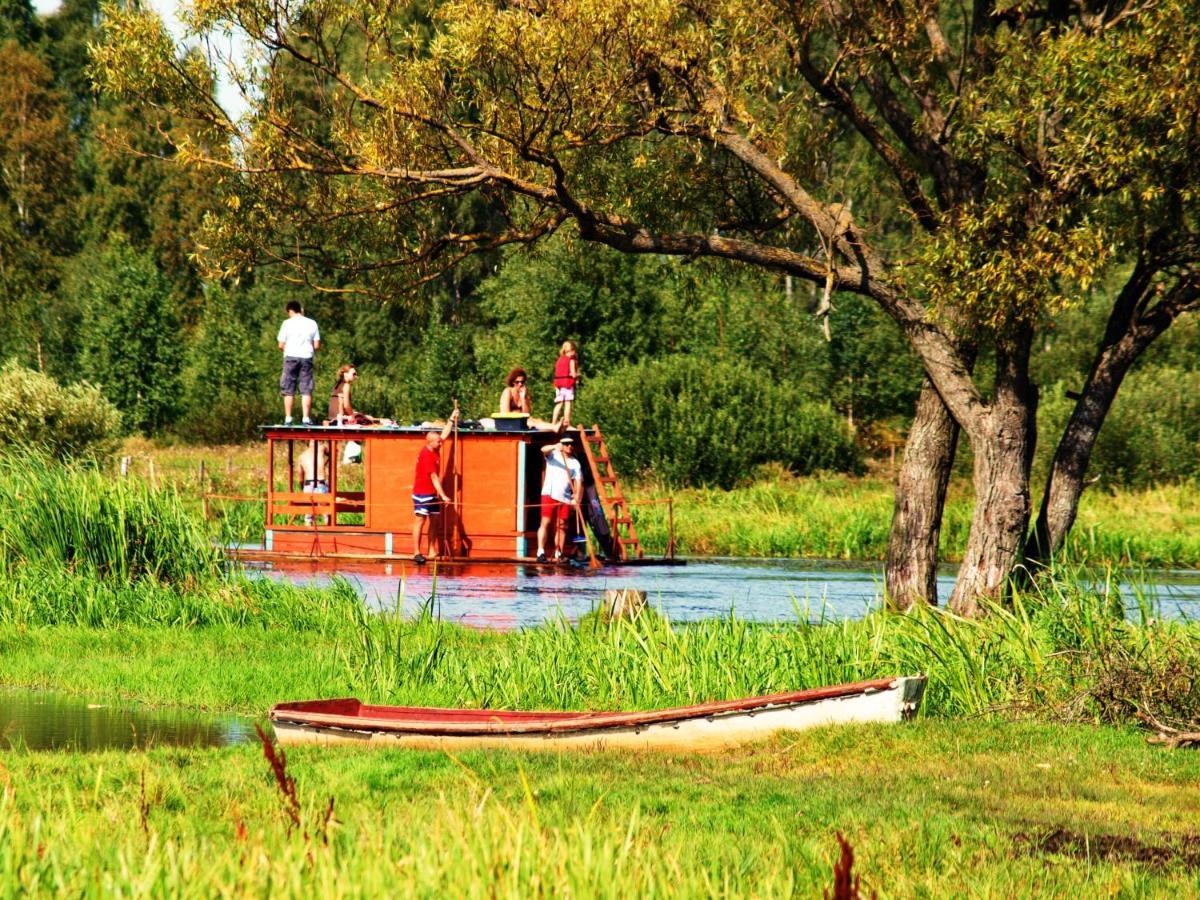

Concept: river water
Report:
left=0, top=690, right=257, bottom=752
left=255, top=557, right=1200, bottom=629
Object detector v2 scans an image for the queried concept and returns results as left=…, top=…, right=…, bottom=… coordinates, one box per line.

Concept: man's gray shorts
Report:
left=280, top=357, right=314, bottom=396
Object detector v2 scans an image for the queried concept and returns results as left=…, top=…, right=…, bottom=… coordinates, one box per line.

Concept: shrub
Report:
left=0, top=361, right=121, bottom=461
left=585, top=356, right=861, bottom=487
left=1037, top=366, right=1200, bottom=488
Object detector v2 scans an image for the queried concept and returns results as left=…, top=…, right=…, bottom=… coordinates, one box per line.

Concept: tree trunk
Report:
left=949, top=331, right=1037, bottom=616
left=1029, top=274, right=1199, bottom=564
left=885, top=379, right=960, bottom=609
left=1029, top=341, right=1139, bottom=566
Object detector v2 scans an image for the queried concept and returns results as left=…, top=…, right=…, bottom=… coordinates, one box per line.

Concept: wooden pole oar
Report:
left=452, top=398, right=462, bottom=555
left=576, top=503, right=602, bottom=570
left=441, top=400, right=458, bottom=557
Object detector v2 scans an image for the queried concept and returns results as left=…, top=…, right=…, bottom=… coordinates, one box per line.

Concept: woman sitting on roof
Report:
left=328, top=365, right=390, bottom=426
left=497, top=367, right=560, bottom=431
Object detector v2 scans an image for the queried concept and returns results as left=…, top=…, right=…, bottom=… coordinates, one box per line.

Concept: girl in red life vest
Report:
left=551, top=340, right=579, bottom=427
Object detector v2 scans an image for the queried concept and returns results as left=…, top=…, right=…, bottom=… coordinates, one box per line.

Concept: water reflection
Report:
left=252, top=558, right=1200, bottom=629
left=0, top=690, right=257, bottom=752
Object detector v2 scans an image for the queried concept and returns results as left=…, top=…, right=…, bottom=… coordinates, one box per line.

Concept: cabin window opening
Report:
left=522, top=443, right=544, bottom=537
left=269, top=437, right=364, bottom=528
left=330, top=439, right=367, bottom=526
left=269, top=438, right=335, bottom=527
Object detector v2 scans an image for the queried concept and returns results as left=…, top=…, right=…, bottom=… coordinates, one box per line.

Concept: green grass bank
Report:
left=3, top=456, right=1200, bottom=894
left=630, top=474, right=1200, bottom=566
left=3, top=723, right=1199, bottom=896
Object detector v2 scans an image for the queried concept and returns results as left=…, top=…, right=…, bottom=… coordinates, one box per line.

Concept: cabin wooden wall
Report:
left=262, top=427, right=556, bottom=560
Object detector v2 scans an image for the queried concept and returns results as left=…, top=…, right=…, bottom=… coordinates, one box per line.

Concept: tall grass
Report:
left=0, top=453, right=220, bottom=583
left=341, top=567, right=1200, bottom=726
left=4, top=554, right=1196, bottom=726
left=0, top=452, right=1196, bottom=728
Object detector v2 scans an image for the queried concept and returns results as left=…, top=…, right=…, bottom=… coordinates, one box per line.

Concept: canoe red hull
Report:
left=269, top=676, right=926, bottom=751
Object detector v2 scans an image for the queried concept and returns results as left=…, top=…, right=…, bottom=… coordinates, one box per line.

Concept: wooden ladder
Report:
left=581, top=425, right=643, bottom=560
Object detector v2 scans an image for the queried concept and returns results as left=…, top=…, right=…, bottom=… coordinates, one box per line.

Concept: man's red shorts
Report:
left=540, top=495, right=571, bottom=521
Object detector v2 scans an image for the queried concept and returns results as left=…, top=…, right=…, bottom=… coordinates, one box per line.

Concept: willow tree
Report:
left=94, top=0, right=1200, bottom=611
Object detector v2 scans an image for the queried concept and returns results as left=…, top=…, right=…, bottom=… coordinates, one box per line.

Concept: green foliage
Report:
left=476, top=237, right=835, bottom=406
left=1039, top=368, right=1200, bottom=489
left=176, top=284, right=273, bottom=443
left=0, top=0, right=37, bottom=46
left=0, top=39, right=77, bottom=365
left=826, top=294, right=922, bottom=424
left=78, top=238, right=182, bottom=433
left=395, top=306, right=480, bottom=420
left=587, top=355, right=861, bottom=487
left=474, top=237, right=675, bottom=388
left=0, top=360, right=120, bottom=460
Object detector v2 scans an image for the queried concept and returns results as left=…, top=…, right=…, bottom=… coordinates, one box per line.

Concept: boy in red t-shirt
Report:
left=410, top=408, right=459, bottom=564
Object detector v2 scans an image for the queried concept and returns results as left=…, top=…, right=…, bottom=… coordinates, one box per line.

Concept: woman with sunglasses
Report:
left=498, top=367, right=561, bottom=431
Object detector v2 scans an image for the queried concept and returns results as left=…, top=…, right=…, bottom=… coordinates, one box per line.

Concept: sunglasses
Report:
left=513, top=379, right=526, bottom=384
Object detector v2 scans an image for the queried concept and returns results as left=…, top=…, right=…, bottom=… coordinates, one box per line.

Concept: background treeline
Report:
left=0, top=1, right=1197, bottom=489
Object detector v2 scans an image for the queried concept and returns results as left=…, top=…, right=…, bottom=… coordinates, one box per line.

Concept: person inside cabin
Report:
left=410, top=407, right=460, bottom=565
left=498, top=367, right=561, bottom=431
left=551, top=340, right=579, bottom=428
left=277, top=300, right=321, bottom=425
left=296, top=440, right=329, bottom=525
left=327, top=364, right=388, bottom=426
left=536, top=436, right=582, bottom=564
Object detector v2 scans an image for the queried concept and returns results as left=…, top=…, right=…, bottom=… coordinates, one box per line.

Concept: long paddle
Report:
left=575, top=502, right=602, bottom=569
left=452, top=399, right=465, bottom=555
left=444, top=399, right=459, bottom=557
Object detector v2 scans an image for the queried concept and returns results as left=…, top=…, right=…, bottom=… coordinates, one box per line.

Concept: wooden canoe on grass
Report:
left=269, top=675, right=926, bottom=752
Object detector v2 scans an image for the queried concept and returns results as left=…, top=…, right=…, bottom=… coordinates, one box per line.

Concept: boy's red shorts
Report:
left=540, top=496, right=571, bottom=521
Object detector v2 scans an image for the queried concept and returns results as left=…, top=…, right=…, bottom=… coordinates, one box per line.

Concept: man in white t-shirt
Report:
left=537, top=436, right=582, bottom=564
left=277, top=301, right=321, bottom=424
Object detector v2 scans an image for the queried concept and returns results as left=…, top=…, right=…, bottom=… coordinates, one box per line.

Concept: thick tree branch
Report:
left=792, top=36, right=940, bottom=229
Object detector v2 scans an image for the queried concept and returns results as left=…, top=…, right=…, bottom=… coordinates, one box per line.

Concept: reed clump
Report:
left=0, top=453, right=219, bottom=584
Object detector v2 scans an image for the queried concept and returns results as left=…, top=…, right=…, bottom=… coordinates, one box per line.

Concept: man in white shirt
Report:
left=277, top=301, right=321, bottom=424
left=537, top=436, right=582, bottom=564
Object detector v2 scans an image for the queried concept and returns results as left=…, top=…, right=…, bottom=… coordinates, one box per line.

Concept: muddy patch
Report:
left=1014, top=827, right=1200, bottom=869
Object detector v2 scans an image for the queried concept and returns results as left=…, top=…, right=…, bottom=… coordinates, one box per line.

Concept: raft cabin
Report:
left=243, top=419, right=673, bottom=566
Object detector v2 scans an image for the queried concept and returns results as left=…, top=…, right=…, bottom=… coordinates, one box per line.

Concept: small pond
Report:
left=0, top=689, right=258, bottom=752
left=253, top=557, right=1200, bottom=629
